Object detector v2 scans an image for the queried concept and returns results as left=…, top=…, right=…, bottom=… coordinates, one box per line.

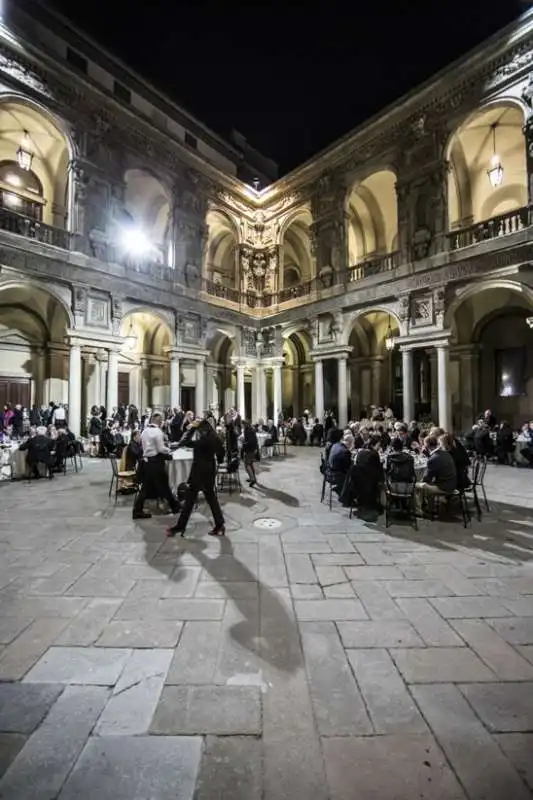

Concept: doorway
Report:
left=118, top=372, right=130, bottom=407
left=181, top=387, right=195, bottom=412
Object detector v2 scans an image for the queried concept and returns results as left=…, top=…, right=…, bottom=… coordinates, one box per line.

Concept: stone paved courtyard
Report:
left=0, top=450, right=532, bottom=799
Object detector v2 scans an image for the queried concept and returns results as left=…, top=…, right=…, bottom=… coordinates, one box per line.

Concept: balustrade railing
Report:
left=0, top=206, right=72, bottom=250
left=448, top=206, right=530, bottom=250
left=348, top=250, right=400, bottom=281
left=203, top=279, right=241, bottom=303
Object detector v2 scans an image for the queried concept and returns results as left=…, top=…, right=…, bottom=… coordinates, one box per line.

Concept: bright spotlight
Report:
left=120, top=226, right=152, bottom=255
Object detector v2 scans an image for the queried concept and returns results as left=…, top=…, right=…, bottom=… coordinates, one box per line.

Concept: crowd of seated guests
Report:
left=16, top=425, right=80, bottom=478
left=464, top=408, right=533, bottom=467
left=322, top=416, right=473, bottom=520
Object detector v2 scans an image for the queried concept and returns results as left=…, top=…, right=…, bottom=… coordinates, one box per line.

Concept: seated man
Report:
left=327, top=433, right=352, bottom=493
left=19, top=426, right=54, bottom=478
left=417, top=434, right=457, bottom=501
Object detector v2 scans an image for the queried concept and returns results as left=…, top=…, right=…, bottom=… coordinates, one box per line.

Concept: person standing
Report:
left=132, top=412, right=180, bottom=520
left=166, top=418, right=225, bottom=538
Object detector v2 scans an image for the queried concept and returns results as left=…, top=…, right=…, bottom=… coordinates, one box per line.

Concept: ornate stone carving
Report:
left=328, top=312, right=343, bottom=342
left=412, top=295, right=434, bottom=326
left=86, top=297, right=108, bottom=328
left=398, top=294, right=410, bottom=323
left=184, top=262, right=200, bottom=288
left=0, top=49, right=51, bottom=97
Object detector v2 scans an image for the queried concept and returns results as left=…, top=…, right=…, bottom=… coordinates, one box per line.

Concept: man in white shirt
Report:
left=132, top=412, right=180, bottom=520
left=52, top=403, right=66, bottom=429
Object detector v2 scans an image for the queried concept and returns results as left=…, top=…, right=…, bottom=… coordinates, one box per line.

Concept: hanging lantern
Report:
left=16, top=131, right=34, bottom=171
left=487, top=123, right=504, bottom=188
left=123, top=320, right=137, bottom=350
left=385, top=316, right=396, bottom=351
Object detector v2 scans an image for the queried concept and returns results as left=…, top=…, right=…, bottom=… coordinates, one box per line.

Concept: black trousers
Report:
left=175, top=481, right=224, bottom=532
left=133, top=456, right=179, bottom=514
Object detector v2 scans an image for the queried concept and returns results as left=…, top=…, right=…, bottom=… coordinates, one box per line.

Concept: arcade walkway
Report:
left=0, top=451, right=532, bottom=799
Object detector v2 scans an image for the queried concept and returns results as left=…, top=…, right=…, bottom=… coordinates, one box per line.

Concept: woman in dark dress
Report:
left=241, top=421, right=259, bottom=487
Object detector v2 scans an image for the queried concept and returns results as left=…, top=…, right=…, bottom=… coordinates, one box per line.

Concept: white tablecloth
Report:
left=0, top=445, right=28, bottom=480
left=167, top=450, right=194, bottom=493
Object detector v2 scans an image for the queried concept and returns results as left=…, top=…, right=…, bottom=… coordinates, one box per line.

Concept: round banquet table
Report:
left=167, top=449, right=194, bottom=493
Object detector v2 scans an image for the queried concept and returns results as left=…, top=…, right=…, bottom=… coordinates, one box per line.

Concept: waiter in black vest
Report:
left=132, top=412, right=180, bottom=520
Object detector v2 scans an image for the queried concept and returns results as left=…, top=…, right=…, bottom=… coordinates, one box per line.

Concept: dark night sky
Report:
left=46, top=0, right=526, bottom=174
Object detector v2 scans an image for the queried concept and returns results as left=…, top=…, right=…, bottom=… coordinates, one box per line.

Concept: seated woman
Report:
left=310, top=419, right=324, bottom=447
left=124, top=430, right=143, bottom=472
left=447, top=433, right=471, bottom=490
left=288, top=418, right=306, bottom=446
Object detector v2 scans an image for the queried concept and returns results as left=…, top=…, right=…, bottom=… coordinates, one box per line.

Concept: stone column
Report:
left=107, top=348, right=119, bottom=414
left=458, top=349, right=478, bottom=431
left=337, top=356, right=348, bottom=428
left=258, top=365, right=267, bottom=420
left=195, top=360, right=205, bottom=417
left=236, top=364, right=246, bottom=417
left=437, top=343, right=451, bottom=431
left=33, top=347, right=46, bottom=408
left=170, top=355, right=180, bottom=408
left=314, top=360, right=325, bottom=421
left=428, top=351, right=438, bottom=423
left=85, top=353, right=98, bottom=413
left=371, top=359, right=382, bottom=406
left=206, top=364, right=219, bottom=414
left=129, top=365, right=142, bottom=411
left=97, top=354, right=107, bottom=409
left=401, top=348, right=415, bottom=422
left=68, top=342, right=82, bottom=436
left=273, top=363, right=282, bottom=423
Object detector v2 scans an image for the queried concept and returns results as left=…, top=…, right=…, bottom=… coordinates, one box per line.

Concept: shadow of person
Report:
left=252, top=484, right=300, bottom=508
left=177, top=535, right=303, bottom=674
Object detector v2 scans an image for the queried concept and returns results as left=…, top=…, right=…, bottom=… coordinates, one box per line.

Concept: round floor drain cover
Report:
left=254, top=518, right=282, bottom=529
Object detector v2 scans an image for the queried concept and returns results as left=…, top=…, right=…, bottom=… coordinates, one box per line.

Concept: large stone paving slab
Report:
left=0, top=683, right=63, bottom=733
left=23, top=646, right=132, bottom=685
left=459, top=682, right=533, bottom=732
left=322, top=734, right=467, bottom=800
left=58, top=735, right=202, bottom=800
left=150, top=685, right=262, bottom=735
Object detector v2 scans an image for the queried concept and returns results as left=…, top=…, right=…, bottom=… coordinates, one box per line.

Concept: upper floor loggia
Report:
left=1, top=0, right=533, bottom=317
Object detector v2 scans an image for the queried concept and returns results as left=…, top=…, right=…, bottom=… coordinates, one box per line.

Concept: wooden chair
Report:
left=108, top=457, right=136, bottom=503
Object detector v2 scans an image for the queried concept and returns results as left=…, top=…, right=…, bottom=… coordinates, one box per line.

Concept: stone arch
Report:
left=205, top=208, right=239, bottom=287
left=343, top=305, right=403, bottom=345
left=121, top=168, right=173, bottom=264
left=445, top=101, right=527, bottom=229
left=346, top=169, right=398, bottom=264
left=0, top=281, right=73, bottom=406
left=446, top=278, right=533, bottom=427
left=120, top=308, right=174, bottom=356
left=0, top=94, right=73, bottom=229
left=281, top=210, right=313, bottom=288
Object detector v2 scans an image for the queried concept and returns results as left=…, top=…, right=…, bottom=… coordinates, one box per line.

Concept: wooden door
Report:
left=0, top=378, right=31, bottom=410
left=117, top=372, right=130, bottom=407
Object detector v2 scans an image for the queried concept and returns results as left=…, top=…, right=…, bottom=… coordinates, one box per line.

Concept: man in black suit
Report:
left=417, top=435, right=457, bottom=497
left=166, top=419, right=225, bottom=538
left=19, top=426, right=54, bottom=478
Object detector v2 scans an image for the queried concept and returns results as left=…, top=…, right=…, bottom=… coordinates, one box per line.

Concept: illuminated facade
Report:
left=1, top=0, right=533, bottom=433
